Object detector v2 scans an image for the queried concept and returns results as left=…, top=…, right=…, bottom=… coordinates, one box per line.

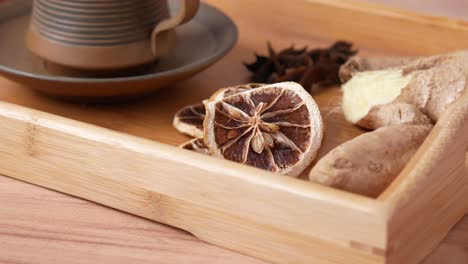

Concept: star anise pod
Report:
left=244, top=41, right=358, bottom=92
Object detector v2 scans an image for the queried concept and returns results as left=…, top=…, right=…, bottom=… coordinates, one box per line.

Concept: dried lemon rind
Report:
left=179, top=138, right=211, bottom=155
left=209, top=83, right=266, bottom=101
left=173, top=103, right=205, bottom=138
left=173, top=84, right=265, bottom=138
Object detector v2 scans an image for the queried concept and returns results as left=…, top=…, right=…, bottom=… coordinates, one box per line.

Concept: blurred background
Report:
left=1, top=0, right=467, bottom=20
left=367, top=0, right=467, bottom=19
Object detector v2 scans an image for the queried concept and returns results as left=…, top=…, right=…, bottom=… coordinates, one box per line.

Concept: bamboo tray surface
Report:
left=0, top=0, right=467, bottom=264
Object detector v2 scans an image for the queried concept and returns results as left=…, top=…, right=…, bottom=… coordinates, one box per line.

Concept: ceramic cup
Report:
left=26, top=0, right=200, bottom=70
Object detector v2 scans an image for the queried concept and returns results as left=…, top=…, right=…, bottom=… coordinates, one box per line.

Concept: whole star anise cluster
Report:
left=244, top=41, right=358, bottom=91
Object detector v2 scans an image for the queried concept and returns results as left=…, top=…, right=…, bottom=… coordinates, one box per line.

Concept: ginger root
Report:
left=309, top=51, right=468, bottom=197
left=357, top=102, right=432, bottom=129
left=342, top=52, right=468, bottom=129
left=309, top=124, right=432, bottom=197
left=339, top=56, right=417, bottom=83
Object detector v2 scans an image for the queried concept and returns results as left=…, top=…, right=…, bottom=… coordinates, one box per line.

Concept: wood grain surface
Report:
left=367, top=0, right=468, bottom=20
left=0, top=0, right=467, bottom=263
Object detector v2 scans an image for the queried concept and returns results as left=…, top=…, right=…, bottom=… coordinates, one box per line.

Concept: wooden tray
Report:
left=0, top=0, right=467, bottom=263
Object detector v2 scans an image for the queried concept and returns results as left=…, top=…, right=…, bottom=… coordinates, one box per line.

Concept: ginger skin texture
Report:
left=341, top=52, right=468, bottom=129
left=339, top=56, right=417, bottom=83
left=309, top=124, right=432, bottom=197
left=309, top=51, right=468, bottom=197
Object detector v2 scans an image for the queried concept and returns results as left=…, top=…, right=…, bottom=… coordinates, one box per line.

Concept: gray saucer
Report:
left=0, top=0, right=237, bottom=100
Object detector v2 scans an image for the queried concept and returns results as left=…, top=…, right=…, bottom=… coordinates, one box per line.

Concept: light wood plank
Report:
left=0, top=176, right=266, bottom=264
left=0, top=100, right=386, bottom=264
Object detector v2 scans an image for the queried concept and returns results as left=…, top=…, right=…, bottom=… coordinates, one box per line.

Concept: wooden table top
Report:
left=1, top=0, right=467, bottom=263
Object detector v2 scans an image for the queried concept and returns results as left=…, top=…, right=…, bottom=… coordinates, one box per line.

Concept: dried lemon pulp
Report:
left=173, top=83, right=265, bottom=138
left=204, top=82, right=323, bottom=177
left=173, top=103, right=206, bottom=138
left=179, top=138, right=210, bottom=155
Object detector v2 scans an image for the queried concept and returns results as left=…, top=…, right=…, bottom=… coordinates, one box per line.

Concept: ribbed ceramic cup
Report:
left=26, top=0, right=200, bottom=70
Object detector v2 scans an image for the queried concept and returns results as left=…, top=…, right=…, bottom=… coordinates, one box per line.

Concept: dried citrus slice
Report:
left=204, top=82, right=323, bottom=176
left=173, top=84, right=265, bottom=138
left=209, top=83, right=265, bottom=101
left=179, top=138, right=210, bottom=155
left=173, top=103, right=205, bottom=138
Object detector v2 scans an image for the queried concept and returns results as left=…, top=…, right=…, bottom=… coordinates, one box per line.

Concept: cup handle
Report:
left=151, top=0, right=200, bottom=57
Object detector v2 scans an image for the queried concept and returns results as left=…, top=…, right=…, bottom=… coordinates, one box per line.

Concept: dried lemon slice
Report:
left=173, top=84, right=265, bottom=138
left=179, top=138, right=210, bottom=155
left=173, top=103, right=206, bottom=138
left=209, top=83, right=265, bottom=101
left=204, top=82, right=323, bottom=176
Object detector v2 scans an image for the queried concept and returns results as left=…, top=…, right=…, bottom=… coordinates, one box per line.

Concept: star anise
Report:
left=244, top=41, right=358, bottom=92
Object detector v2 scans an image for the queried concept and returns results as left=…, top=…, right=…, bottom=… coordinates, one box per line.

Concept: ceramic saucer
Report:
left=0, top=1, right=237, bottom=101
